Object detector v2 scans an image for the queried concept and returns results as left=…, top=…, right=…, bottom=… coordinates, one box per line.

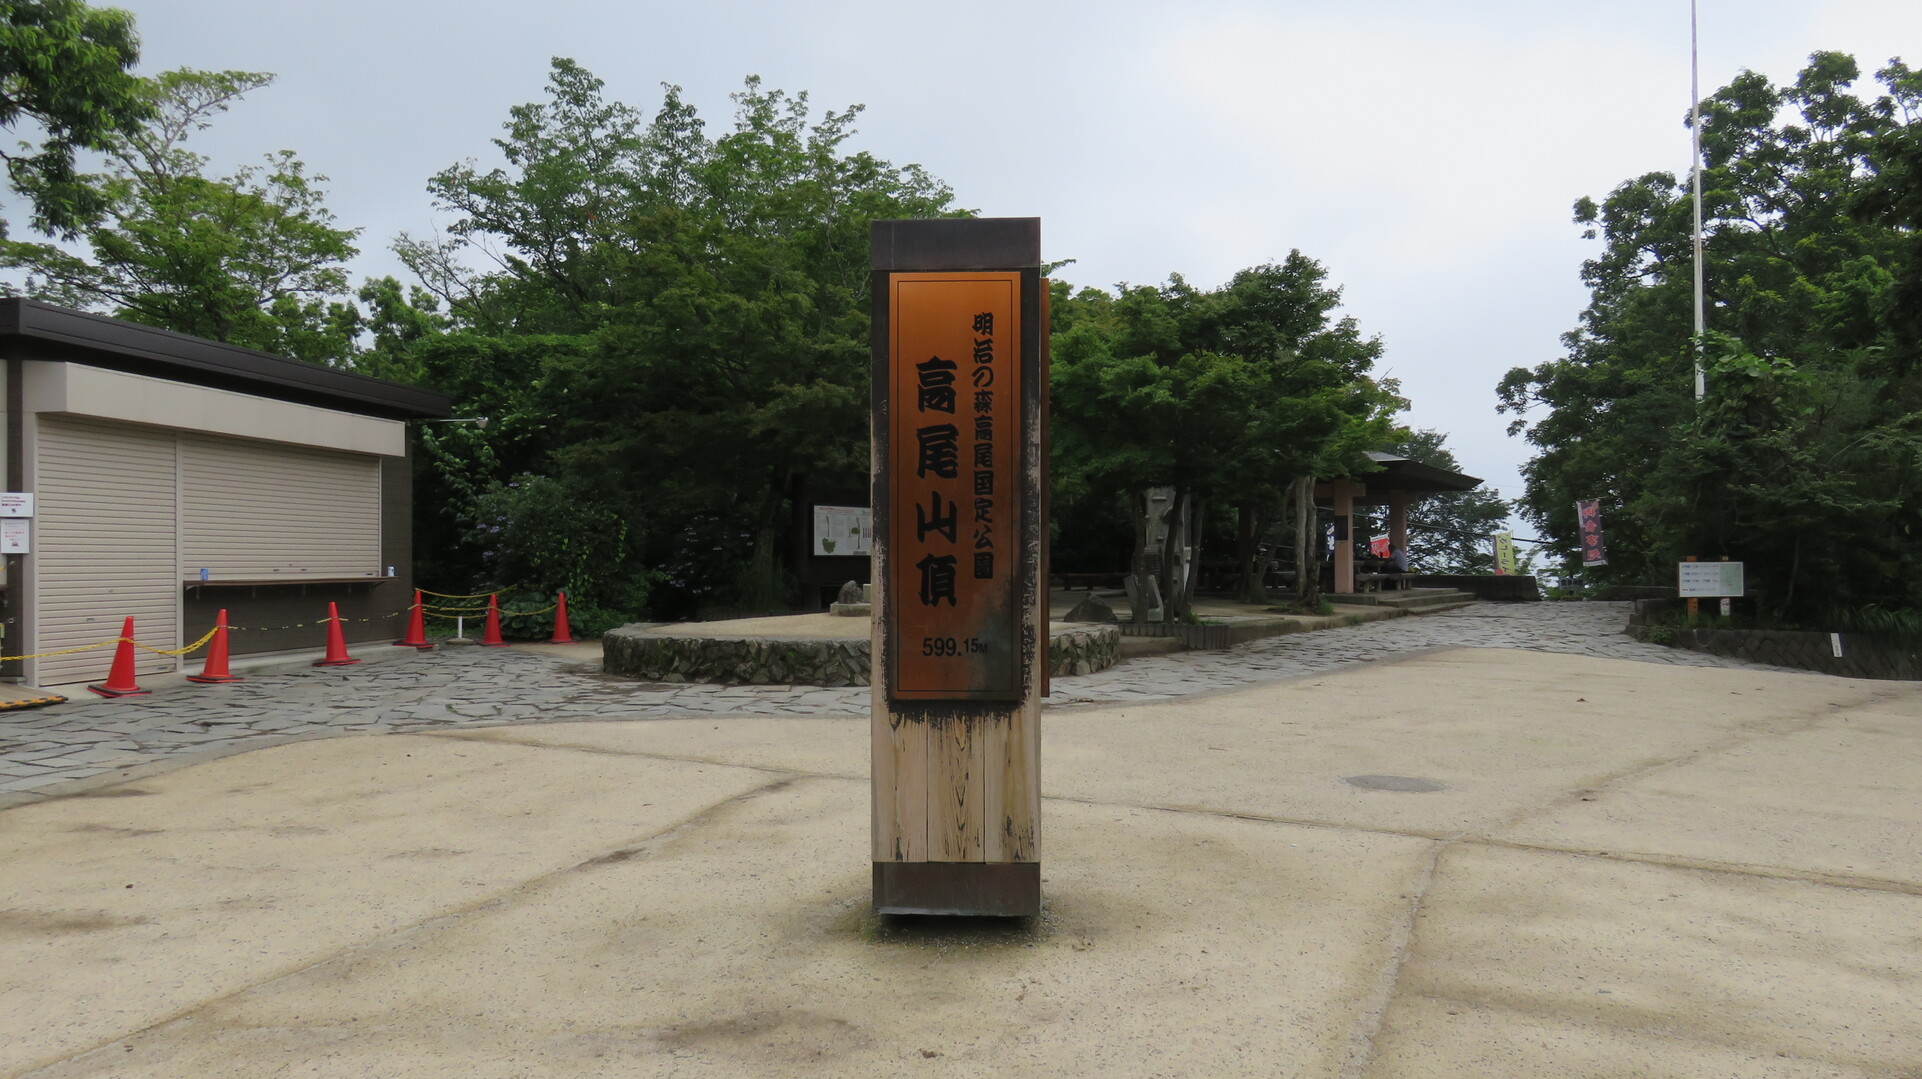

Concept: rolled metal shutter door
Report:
left=180, top=434, right=381, bottom=579
left=33, top=418, right=179, bottom=685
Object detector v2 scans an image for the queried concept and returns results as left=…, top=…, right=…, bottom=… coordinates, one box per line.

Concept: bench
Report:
left=1354, top=572, right=1410, bottom=593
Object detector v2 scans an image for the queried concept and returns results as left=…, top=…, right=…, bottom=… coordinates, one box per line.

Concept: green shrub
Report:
left=471, top=474, right=654, bottom=620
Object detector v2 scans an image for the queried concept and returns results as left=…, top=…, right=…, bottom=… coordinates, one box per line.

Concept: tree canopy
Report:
left=0, top=0, right=152, bottom=238
left=371, top=61, right=964, bottom=621
left=1049, top=254, right=1405, bottom=616
left=1499, top=52, right=1922, bottom=622
left=0, top=67, right=362, bottom=362
left=1, top=8, right=1472, bottom=625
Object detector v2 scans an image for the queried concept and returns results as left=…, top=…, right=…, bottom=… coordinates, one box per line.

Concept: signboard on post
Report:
left=887, top=271, right=1021, bottom=700
left=1678, top=561, right=1744, bottom=597
left=871, top=217, right=1044, bottom=917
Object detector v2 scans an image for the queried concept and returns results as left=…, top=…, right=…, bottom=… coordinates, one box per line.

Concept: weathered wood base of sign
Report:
left=873, top=861, right=1040, bottom=917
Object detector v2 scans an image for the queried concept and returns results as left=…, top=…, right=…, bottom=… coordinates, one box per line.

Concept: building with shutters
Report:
left=0, top=299, right=451, bottom=688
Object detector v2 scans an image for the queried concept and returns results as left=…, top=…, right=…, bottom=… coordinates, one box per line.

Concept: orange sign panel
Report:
left=888, top=272, right=1021, bottom=700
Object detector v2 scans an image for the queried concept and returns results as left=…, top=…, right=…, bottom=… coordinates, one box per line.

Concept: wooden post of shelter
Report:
left=1388, top=490, right=1410, bottom=555
left=1332, top=478, right=1356, bottom=595
left=869, top=218, right=1046, bottom=917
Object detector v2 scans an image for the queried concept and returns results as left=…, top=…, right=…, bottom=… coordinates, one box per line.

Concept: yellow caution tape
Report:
left=0, top=638, right=123, bottom=662
left=0, top=587, right=565, bottom=662
left=133, top=626, right=222, bottom=658
left=0, top=625, right=220, bottom=662
left=421, top=602, right=561, bottom=618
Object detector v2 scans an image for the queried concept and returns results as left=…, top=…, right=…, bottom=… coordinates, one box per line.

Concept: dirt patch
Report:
left=0, top=908, right=151, bottom=934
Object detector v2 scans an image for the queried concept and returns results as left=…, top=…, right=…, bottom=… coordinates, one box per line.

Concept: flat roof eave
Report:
left=0, top=298, right=452, bottom=420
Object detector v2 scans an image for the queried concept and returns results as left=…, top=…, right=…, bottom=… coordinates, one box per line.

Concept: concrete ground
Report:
left=2, top=604, right=1918, bottom=1077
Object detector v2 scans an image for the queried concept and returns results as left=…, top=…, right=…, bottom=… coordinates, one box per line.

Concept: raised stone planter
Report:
left=603, top=627, right=872, bottom=686
left=604, top=621, right=1119, bottom=685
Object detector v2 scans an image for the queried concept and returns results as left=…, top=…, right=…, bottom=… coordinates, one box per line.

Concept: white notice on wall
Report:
left=0, top=518, right=28, bottom=554
left=0, top=493, right=33, bottom=518
left=812, top=505, right=872, bottom=557
left=1677, top=561, right=1744, bottom=598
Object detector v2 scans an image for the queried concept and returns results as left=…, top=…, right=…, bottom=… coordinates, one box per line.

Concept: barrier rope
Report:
left=0, top=589, right=569, bottom=662
left=419, top=602, right=560, bottom=617
left=0, top=638, right=123, bottom=662
left=0, top=625, right=220, bottom=662
left=133, top=626, right=221, bottom=658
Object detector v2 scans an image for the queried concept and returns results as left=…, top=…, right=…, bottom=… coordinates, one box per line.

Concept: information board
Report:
left=812, top=505, right=872, bottom=556
left=1678, top=561, right=1745, bottom=597
left=886, top=271, right=1021, bottom=700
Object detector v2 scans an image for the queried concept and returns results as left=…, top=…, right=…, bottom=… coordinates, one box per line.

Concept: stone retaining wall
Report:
left=603, top=623, right=1119, bottom=685
left=1625, top=601, right=1920, bottom=679
left=1405, top=574, right=1541, bottom=601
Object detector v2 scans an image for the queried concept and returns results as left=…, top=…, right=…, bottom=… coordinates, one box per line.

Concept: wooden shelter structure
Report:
left=1317, top=451, right=1482, bottom=595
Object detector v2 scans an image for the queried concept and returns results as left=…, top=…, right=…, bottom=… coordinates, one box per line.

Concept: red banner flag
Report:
left=1576, top=499, right=1608, bottom=567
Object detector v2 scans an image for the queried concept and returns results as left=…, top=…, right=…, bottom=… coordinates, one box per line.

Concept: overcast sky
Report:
left=51, top=1, right=1922, bottom=522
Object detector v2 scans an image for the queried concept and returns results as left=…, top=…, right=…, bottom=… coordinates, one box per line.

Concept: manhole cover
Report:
left=1342, top=774, right=1448, bottom=792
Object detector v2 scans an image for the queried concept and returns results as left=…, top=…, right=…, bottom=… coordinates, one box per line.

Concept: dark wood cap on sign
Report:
left=871, top=218, right=1041, bottom=272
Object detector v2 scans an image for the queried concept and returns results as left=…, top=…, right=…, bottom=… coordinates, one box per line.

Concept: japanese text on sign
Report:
left=888, top=273, right=1020, bottom=699
left=1677, top=561, right=1744, bottom=598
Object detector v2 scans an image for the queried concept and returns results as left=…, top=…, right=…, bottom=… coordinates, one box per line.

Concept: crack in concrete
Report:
left=422, top=725, right=1922, bottom=898
left=1336, top=839, right=1449, bottom=1079
left=1483, top=682, right=1919, bottom=832
left=9, top=773, right=814, bottom=1079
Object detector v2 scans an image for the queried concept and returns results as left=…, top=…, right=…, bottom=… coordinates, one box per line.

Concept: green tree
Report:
left=0, top=67, right=362, bottom=363
left=398, top=61, right=962, bottom=615
left=0, top=0, right=151, bottom=238
left=1050, top=255, right=1403, bottom=620
left=1499, top=53, right=1921, bottom=621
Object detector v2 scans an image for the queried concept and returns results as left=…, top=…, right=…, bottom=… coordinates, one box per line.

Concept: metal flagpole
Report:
left=1691, top=0, right=1706, bottom=401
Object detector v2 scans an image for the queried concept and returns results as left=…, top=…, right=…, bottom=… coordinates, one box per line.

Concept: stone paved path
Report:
left=0, top=603, right=1796, bottom=801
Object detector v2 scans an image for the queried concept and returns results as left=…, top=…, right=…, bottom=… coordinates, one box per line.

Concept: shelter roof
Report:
left=1317, top=451, right=1483, bottom=503
left=0, top=298, right=451, bottom=421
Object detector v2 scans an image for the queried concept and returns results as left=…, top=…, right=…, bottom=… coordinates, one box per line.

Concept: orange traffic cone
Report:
left=314, top=602, right=361, bottom=667
left=395, top=590, right=434, bottom=650
left=187, top=609, right=242, bottom=683
left=548, top=592, right=575, bottom=644
left=87, top=616, right=151, bottom=697
left=479, top=593, right=508, bottom=647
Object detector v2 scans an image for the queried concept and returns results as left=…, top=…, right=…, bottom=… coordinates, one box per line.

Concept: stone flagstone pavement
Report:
left=0, top=602, right=1796, bottom=803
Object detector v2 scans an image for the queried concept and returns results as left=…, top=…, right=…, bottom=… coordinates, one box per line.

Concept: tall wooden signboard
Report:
left=871, top=218, right=1045, bottom=916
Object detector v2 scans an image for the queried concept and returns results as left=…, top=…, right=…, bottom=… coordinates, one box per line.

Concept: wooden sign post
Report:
left=871, top=218, right=1045, bottom=916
